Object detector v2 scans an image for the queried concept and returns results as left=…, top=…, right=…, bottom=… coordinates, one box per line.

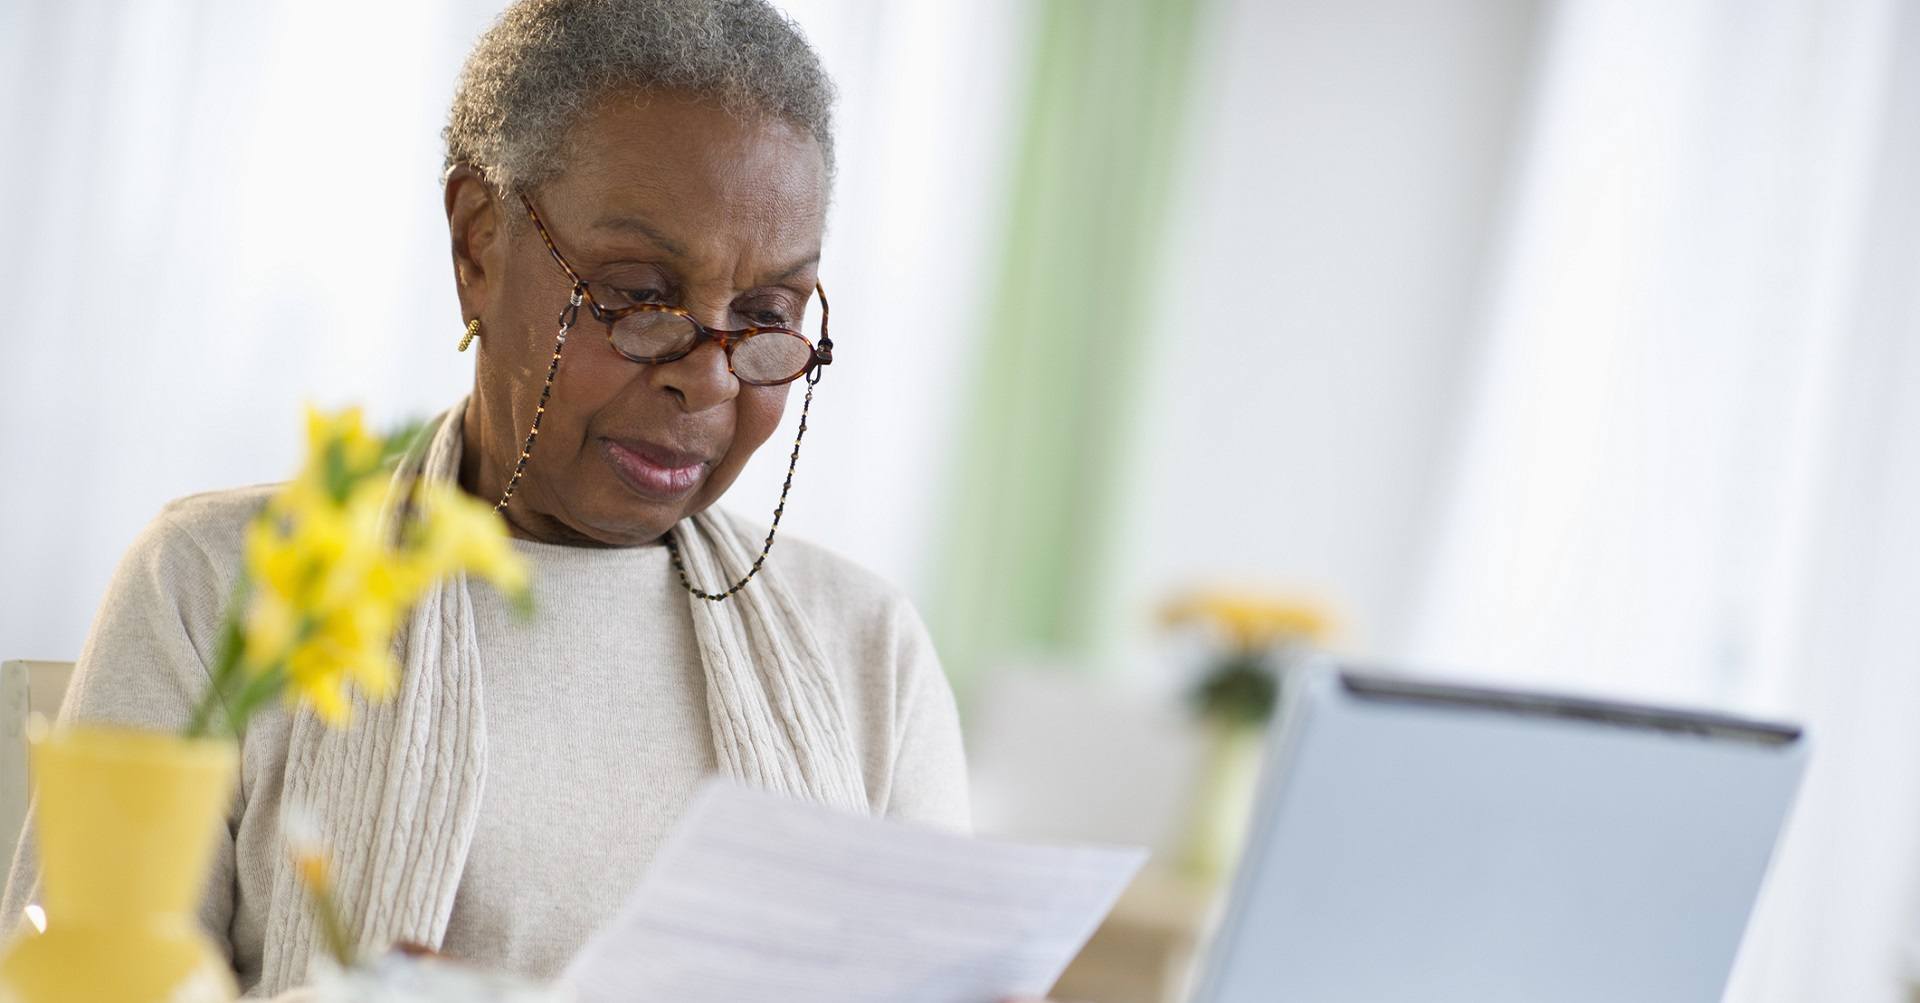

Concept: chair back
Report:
left=0, top=660, right=76, bottom=872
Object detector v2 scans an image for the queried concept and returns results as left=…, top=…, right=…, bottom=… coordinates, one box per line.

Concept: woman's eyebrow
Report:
left=764, top=253, right=822, bottom=287
left=586, top=216, right=816, bottom=286
left=590, top=214, right=687, bottom=257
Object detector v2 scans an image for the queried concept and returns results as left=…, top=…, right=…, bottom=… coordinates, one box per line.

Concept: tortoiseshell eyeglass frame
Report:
left=486, top=191, right=833, bottom=603
left=516, top=192, right=833, bottom=387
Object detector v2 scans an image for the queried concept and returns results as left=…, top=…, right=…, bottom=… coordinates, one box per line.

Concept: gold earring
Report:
left=458, top=318, right=481, bottom=352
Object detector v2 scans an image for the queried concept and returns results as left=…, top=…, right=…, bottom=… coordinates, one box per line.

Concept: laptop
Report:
left=1190, top=664, right=1807, bottom=1003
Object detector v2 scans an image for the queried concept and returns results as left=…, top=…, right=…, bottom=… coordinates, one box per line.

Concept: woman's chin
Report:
left=573, top=505, right=685, bottom=547
left=570, top=480, right=705, bottom=546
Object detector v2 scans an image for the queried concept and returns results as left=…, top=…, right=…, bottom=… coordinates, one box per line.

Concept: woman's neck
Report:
left=458, top=398, right=605, bottom=547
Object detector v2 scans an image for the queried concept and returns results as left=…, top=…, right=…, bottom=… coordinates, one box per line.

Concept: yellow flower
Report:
left=282, top=641, right=347, bottom=725
left=294, top=852, right=331, bottom=896
left=193, top=405, right=528, bottom=736
left=1161, top=588, right=1336, bottom=652
left=282, top=805, right=356, bottom=966
left=242, top=591, right=299, bottom=670
left=312, top=601, right=399, bottom=698
left=410, top=481, right=531, bottom=600
left=302, top=405, right=386, bottom=495
left=305, top=480, right=392, bottom=613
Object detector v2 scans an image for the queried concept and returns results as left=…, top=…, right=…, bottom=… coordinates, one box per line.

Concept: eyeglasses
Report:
left=518, top=193, right=833, bottom=387
left=487, top=191, right=834, bottom=604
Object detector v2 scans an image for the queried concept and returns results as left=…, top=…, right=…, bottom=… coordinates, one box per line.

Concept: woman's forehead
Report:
left=541, top=91, right=828, bottom=265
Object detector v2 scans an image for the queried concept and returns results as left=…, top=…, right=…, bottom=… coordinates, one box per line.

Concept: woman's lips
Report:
left=599, top=438, right=710, bottom=501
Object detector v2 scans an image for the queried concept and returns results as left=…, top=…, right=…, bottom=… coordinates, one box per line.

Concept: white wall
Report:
left=1, top=0, right=488, bottom=659
left=0, top=0, right=1021, bottom=661
left=1390, top=2, right=1920, bottom=997
left=0, top=0, right=1548, bottom=684
left=969, top=0, right=1546, bottom=854
left=1105, top=0, right=1544, bottom=676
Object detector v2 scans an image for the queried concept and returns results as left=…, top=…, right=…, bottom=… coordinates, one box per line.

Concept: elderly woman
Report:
left=1, top=0, right=985, bottom=997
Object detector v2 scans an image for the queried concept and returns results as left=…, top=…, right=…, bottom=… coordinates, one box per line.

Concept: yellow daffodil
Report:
left=242, top=591, right=299, bottom=670
left=283, top=806, right=356, bottom=966
left=184, top=405, right=528, bottom=738
left=1161, top=588, right=1335, bottom=652
left=294, top=852, right=331, bottom=896
left=1163, top=587, right=1340, bottom=728
left=403, top=480, right=532, bottom=606
left=302, top=405, right=386, bottom=497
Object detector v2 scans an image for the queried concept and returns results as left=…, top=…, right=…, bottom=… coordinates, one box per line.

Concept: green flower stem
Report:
left=309, top=877, right=357, bottom=966
left=219, top=665, right=290, bottom=739
left=184, top=608, right=247, bottom=739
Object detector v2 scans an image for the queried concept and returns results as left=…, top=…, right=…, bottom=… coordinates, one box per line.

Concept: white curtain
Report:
left=1404, top=0, right=1920, bottom=998
left=0, top=0, right=1020, bottom=662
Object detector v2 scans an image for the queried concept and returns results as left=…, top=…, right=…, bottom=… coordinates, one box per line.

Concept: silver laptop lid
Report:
left=1192, top=664, right=1806, bottom=1003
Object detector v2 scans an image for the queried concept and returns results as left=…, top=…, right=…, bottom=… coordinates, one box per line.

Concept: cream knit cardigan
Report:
left=257, top=399, right=871, bottom=994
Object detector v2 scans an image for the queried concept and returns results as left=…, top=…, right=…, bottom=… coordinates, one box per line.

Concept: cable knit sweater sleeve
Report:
left=2, top=493, right=251, bottom=960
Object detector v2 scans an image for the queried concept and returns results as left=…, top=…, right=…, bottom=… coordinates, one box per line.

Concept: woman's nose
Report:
left=648, top=335, right=738, bottom=412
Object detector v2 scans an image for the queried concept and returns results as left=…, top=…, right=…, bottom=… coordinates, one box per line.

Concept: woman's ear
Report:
left=445, top=165, right=505, bottom=320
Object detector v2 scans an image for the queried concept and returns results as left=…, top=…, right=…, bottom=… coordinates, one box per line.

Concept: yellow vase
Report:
left=0, top=727, right=239, bottom=1003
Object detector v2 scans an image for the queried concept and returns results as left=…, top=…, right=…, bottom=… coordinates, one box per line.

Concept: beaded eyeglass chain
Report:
left=491, top=285, right=825, bottom=602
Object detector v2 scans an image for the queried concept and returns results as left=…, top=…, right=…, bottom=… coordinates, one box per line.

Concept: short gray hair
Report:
left=443, top=0, right=836, bottom=196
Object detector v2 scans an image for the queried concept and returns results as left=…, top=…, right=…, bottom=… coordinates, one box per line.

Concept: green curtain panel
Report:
left=931, top=0, right=1209, bottom=688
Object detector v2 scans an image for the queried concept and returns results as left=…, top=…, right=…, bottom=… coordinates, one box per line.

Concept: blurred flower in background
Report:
left=1159, top=588, right=1336, bottom=883
left=1161, top=588, right=1335, bottom=728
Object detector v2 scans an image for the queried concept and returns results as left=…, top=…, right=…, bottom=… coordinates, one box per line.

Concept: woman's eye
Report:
left=739, top=300, right=796, bottom=327
left=613, top=286, right=668, bottom=305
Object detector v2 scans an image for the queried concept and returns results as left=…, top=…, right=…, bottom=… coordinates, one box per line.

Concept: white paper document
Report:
left=561, top=780, right=1147, bottom=1003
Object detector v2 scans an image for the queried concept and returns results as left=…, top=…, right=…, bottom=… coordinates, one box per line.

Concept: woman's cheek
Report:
left=737, top=384, right=791, bottom=448
left=698, top=385, right=790, bottom=504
